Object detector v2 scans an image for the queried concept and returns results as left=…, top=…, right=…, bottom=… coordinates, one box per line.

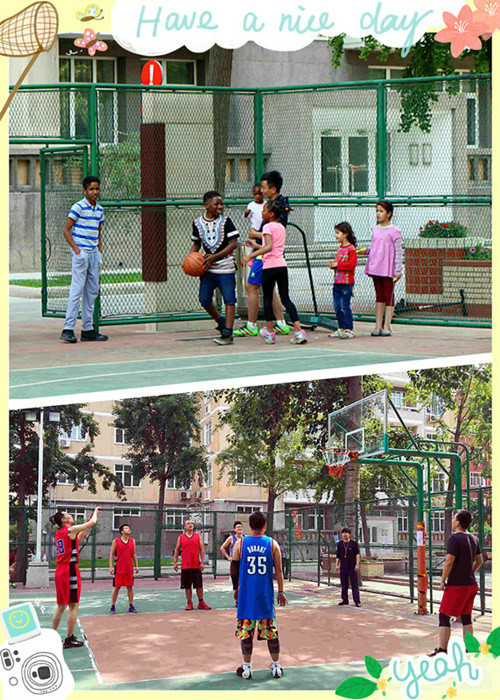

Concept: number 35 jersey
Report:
left=237, top=535, right=275, bottom=620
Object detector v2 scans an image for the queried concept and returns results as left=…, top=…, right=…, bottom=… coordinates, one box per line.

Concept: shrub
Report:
left=418, top=220, right=468, bottom=238
left=464, top=246, right=492, bottom=261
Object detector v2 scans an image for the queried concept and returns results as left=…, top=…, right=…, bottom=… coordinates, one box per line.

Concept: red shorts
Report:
left=55, top=564, right=81, bottom=605
left=439, top=584, right=478, bottom=617
left=371, top=275, right=395, bottom=306
left=113, top=572, right=134, bottom=588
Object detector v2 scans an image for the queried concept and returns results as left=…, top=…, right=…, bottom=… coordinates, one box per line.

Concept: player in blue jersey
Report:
left=231, top=510, right=287, bottom=680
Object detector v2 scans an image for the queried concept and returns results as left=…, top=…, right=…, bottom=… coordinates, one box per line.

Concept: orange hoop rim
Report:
left=321, top=448, right=358, bottom=478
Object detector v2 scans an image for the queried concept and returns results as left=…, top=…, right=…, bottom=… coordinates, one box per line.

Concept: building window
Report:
left=425, top=397, right=444, bottom=417
left=470, top=473, right=486, bottom=488
left=166, top=477, right=177, bottom=489
left=397, top=511, right=408, bottom=532
left=140, top=58, right=197, bottom=85
left=113, top=508, right=140, bottom=530
left=204, top=462, right=213, bottom=488
left=62, top=507, right=87, bottom=524
left=115, top=463, right=141, bottom=488
left=431, top=474, right=446, bottom=493
left=236, top=505, right=262, bottom=514
left=59, top=57, right=117, bottom=143
left=57, top=469, right=86, bottom=486
left=430, top=511, right=445, bottom=532
left=204, top=420, right=213, bottom=446
left=60, top=424, right=87, bottom=442
left=114, top=427, right=129, bottom=445
left=392, top=391, right=404, bottom=408
left=165, top=509, right=184, bottom=528
left=236, top=468, right=258, bottom=486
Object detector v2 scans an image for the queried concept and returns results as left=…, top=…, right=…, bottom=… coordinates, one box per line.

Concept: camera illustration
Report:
left=0, top=603, right=74, bottom=699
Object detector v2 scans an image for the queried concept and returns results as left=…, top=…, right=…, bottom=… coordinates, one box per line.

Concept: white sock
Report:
left=271, top=661, right=280, bottom=667
left=243, top=662, right=252, bottom=671
left=276, top=320, right=287, bottom=328
left=247, top=322, right=257, bottom=329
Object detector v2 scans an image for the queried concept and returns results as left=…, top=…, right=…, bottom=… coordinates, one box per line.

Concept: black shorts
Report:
left=180, top=568, right=203, bottom=589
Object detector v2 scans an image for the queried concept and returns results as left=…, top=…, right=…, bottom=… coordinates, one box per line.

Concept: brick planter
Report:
left=359, top=561, right=384, bottom=580
left=442, top=260, right=491, bottom=318
left=404, top=237, right=482, bottom=309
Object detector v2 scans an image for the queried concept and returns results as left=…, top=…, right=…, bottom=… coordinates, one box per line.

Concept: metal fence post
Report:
left=477, top=487, right=485, bottom=614
left=90, top=523, right=96, bottom=583
left=23, top=507, right=29, bottom=585
left=213, top=511, right=218, bottom=579
left=254, top=90, right=263, bottom=180
left=287, top=509, right=293, bottom=581
left=376, top=81, right=387, bottom=200
left=154, top=509, right=161, bottom=580
left=317, top=506, right=322, bottom=587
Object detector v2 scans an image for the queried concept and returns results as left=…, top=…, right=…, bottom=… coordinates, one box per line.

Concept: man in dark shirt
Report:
left=335, top=528, right=361, bottom=607
left=430, top=509, right=482, bottom=656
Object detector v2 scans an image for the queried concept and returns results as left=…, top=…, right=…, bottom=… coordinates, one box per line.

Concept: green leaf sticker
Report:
left=364, top=656, right=383, bottom=679
left=487, top=626, right=500, bottom=655
left=335, top=677, right=378, bottom=699
left=464, top=632, right=481, bottom=653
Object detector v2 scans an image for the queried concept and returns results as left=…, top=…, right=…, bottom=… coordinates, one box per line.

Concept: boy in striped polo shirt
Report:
left=60, top=175, right=108, bottom=343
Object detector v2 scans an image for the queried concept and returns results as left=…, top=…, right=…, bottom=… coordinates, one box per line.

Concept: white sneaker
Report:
left=260, top=329, right=276, bottom=344
left=270, top=662, right=284, bottom=678
left=291, top=331, right=307, bottom=344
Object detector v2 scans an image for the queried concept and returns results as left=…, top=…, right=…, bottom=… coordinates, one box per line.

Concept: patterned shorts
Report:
left=235, top=618, right=279, bottom=641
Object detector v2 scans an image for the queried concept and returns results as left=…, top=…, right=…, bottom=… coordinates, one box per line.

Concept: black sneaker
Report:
left=338, top=601, right=349, bottom=606
left=214, top=328, right=233, bottom=346
left=236, top=665, right=253, bottom=679
left=60, top=329, right=77, bottom=343
left=63, top=636, right=84, bottom=649
left=355, top=603, right=362, bottom=607
left=428, top=647, right=447, bottom=657
left=81, top=330, right=109, bottom=341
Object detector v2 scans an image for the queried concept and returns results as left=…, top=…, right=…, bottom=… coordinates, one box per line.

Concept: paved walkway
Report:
left=10, top=297, right=491, bottom=402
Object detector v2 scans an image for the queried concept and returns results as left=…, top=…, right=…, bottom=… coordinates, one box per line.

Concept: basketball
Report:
left=182, top=252, right=206, bottom=277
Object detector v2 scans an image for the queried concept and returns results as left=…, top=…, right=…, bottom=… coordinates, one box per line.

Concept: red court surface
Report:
left=81, top=604, right=437, bottom=684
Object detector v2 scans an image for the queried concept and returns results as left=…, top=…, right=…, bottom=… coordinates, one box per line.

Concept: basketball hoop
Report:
left=321, top=448, right=358, bottom=478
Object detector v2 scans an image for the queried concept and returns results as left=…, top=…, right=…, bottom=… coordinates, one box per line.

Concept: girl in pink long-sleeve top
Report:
left=363, top=200, right=402, bottom=336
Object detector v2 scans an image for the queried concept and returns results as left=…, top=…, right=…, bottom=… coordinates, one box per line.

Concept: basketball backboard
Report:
left=327, top=389, right=388, bottom=458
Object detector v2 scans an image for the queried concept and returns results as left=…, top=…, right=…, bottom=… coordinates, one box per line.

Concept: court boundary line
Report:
left=10, top=350, right=409, bottom=390
left=77, top=617, right=104, bottom=686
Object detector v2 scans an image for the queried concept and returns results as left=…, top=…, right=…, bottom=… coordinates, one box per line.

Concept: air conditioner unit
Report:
left=180, top=491, right=190, bottom=500
left=59, top=437, right=71, bottom=448
left=194, top=491, right=202, bottom=499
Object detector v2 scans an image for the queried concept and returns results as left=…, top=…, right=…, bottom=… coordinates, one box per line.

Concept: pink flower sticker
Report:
left=435, top=5, right=488, bottom=57
left=473, top=0, right=500, bottom=34
left=74, top=29, right=108, bottom=56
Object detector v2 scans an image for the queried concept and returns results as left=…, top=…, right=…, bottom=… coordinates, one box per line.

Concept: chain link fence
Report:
left=10, top=76, right=491, bottom=327
left=10, top=486, right=491, bottom=613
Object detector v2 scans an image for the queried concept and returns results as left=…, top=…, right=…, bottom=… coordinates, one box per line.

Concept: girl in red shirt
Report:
left=50, top=507, right=99, bottom=648
left=327, top=222, right=358, bottom=339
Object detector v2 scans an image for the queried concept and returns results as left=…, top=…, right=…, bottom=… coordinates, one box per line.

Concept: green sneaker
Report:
left=274, top=323, right=290, bottom=335
left=233, top=325, right=258, bottom=337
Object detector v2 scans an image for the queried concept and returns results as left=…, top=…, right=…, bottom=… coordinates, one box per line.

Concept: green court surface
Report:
left=9, top=348, right=420, bottom=401
left=9, top=584, right=360, bottom=692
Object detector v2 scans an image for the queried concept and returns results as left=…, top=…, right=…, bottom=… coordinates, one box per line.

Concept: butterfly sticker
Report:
left=74, top=29, right=108, bottom=56
left=76, top=4, right=104, bottom=21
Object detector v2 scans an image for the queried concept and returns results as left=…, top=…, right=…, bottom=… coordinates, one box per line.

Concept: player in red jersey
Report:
left=50, top=507, right=99, bottom=648
left=109, top=523, right=139, bottom=614
left=173, top=519, right=211, bottom=611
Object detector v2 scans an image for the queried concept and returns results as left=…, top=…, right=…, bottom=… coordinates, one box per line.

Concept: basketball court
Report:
left=9, top=297, right=491, bottom=401
left=10, top=576, right=491, bottom=692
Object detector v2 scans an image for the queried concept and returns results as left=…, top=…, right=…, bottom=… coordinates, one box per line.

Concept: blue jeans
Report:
left=333, top=283, right=354, bottom=330
left=199, top=271, right=237, bottom=307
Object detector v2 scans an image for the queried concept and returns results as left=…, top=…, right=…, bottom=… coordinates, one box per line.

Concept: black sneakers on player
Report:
left=81, top=329, right=108, bottom=341
left=60, top=329, right=77, bottom=343
left=63, top=635, right=84, bottom=649
left=236, top=664, right=253, bottom=679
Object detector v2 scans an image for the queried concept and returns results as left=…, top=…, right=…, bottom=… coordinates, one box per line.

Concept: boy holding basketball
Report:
left=109, top=524, right=139, bottom=614
left=190, top=191, right=239, bottom=346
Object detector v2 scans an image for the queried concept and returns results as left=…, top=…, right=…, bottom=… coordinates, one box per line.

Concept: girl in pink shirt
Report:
left=363, top=200, right=402, bottom=336
left=241, top=200, right=306, bottom=344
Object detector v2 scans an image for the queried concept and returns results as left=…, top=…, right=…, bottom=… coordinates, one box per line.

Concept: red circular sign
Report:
left=141, top=60, right=163, bottom=86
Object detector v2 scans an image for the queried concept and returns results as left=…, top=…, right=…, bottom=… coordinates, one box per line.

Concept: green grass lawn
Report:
left=49, top=557, right=174, bottom=569
left=11, top=272, right=143, bottom=288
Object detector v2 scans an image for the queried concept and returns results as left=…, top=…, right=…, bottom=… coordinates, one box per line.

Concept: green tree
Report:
left=407, top=364, right=492, bottom=539
left=328, top=33, right=491, bottom=132
left=9, top=405, right=125, bottom=580
left=113, top=395, right=208, bottom=512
